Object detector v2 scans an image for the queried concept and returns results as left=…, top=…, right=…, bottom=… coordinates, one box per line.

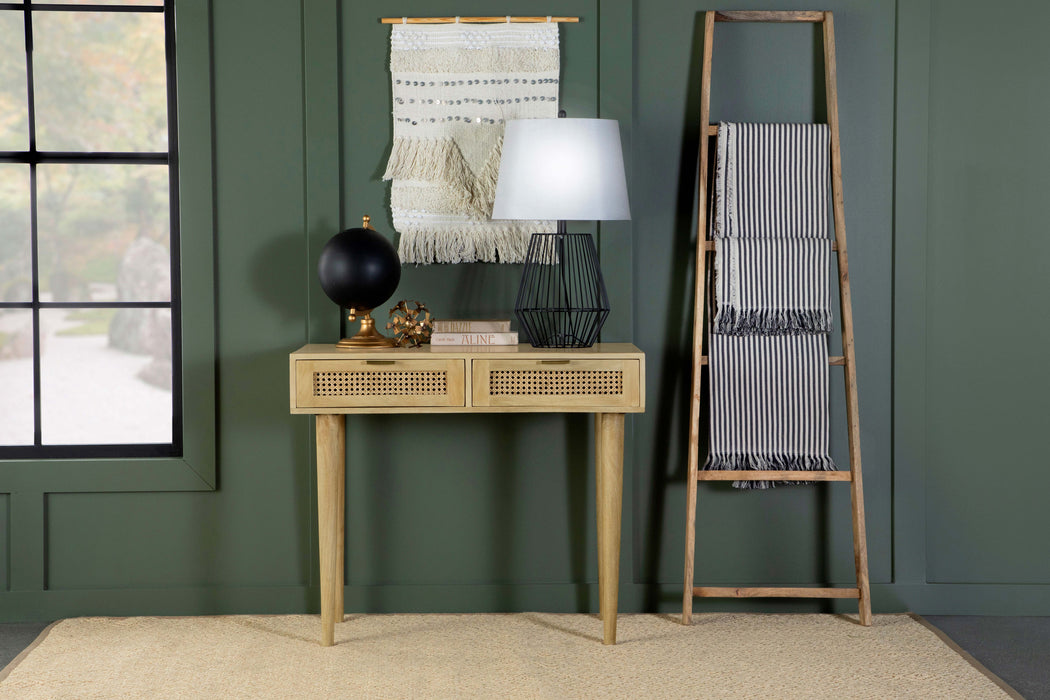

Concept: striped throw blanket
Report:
left=714, top=122, right=829, bottom=240
left=384, top=23, right=561, bottom=264
left=705, top=122, right=836, bottom=488
left=707, top=334, right=835, bottom=488
left=713, top=238, right=833, bottom=335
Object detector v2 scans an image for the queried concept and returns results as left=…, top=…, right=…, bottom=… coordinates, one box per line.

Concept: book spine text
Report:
left=430, top=332, right=519, bottom=346
left=432, top=319, right=511, bottom=333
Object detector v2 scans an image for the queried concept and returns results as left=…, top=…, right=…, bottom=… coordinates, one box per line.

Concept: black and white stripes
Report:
left=705, top=122, right=836, bottom=488
left=714, top=122, right=830, bottom=239
left=714, top=238, right=833, bottom=335
left=707, top=335, right=835, bottom=488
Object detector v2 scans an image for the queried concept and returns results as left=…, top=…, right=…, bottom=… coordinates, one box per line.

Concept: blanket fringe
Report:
left=703, top=453, right=837, bottom=490
left=713, top=308, right=833, bottom=336
left=713, top=122, right=734, bottom=238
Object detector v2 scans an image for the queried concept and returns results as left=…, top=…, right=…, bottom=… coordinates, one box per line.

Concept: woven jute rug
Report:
left=0, top=613, right=1019, bottom=699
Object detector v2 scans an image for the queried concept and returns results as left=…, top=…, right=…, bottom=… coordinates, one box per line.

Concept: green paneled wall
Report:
left=912, top=0, right=1050, bottom=586
left=2, top=0, right=1050, bottom=621
left=0, top=494, right=7, bottom=591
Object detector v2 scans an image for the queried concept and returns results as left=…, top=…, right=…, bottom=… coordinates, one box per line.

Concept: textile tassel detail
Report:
left=383, top=138, right=489, bottom=219
left=704, top=454, right=838, bottom=490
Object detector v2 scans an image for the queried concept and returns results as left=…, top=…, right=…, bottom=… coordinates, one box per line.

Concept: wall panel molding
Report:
left=0, top=494, right=8, bottom=591
left=891, top=0, right=930, bottom=586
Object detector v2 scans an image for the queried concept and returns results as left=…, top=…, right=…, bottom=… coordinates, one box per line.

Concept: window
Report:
left=0, top=0, right=180, bottom=459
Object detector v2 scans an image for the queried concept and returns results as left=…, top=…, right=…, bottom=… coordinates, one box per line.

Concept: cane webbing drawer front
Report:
left=472, top=359, right=641, bottom=409
left=295, top=359, right=465, bottom=409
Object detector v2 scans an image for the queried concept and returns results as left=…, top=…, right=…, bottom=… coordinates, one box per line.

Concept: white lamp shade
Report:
left=491, top=118, right=630, bottom=221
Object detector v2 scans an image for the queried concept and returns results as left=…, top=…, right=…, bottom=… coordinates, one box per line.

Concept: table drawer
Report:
left=294, top=359, right=465, bottom=409
left=472, top=358, right=641, bottom=409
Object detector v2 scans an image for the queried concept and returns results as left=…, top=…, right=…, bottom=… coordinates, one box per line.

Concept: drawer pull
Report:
left=540, top=360, right=571, bottom=365
left=365, top=360, right=396, bottom=365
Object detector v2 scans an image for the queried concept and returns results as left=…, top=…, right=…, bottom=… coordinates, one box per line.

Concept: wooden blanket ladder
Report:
left=682, top=10, right=871, bottom=626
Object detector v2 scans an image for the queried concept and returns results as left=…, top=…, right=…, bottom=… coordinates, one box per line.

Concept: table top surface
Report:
left=291, top=342, right=644, bottom=360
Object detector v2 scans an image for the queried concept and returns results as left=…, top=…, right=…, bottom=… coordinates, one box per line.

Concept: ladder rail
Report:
left=715, top=10, right=825, bottom=23
left=682, top=9, right=872, bottom=625
left=681, top=9, right=715, bottom=627
left=823, top=10, right=872, bottom=626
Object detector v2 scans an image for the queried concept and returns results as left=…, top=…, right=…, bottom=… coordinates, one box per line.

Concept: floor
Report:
left=1, top=616, right=1048, bottom=697
left=924, top=616, right=1050, bottom=700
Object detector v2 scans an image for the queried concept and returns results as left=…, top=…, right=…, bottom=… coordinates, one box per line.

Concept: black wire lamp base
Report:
left=514, top=224, right=610, bottom=348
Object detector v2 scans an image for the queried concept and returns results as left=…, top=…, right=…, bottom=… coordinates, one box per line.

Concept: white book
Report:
left=432, top=319, right=512, bottom=333
left=430, top=332, right=519, bottom=346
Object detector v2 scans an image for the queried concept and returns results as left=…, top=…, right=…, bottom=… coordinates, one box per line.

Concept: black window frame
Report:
left=0, top=0, right=182, bottom=460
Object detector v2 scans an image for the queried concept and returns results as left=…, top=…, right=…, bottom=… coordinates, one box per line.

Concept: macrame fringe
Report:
left=475, top=135, right=503, bottom=216
left=713, top=308, right=834, bottom=336
left=397, top=225, right=530, bottom=264
left=703, top=453, right=837, bottom=490
left=383, top=137, right=504, bottom=220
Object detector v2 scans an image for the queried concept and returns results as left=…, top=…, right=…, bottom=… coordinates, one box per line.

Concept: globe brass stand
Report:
left=336, top=307, right=395, bottom=349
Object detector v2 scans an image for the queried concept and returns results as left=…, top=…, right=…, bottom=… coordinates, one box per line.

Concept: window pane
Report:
left=0, top=12, right=29, bottom=151
left=0, top=310, right=35, bottom=446
left=33, top=10, right=167, bottom=152
left=37, top=163, right=170, bottom=302
left=40, top=307, right=171, bottom=445
left=0, top=165, right=31, bottom=302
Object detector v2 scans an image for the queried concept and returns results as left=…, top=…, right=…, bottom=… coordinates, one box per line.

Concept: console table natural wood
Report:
left=290, top=342, right=645, bottom=646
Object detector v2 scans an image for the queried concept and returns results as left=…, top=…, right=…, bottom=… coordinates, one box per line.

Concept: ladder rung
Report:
left=698, top=470, right=852, bottom=482
left=714, top=11, right=826, bottom=23
left=698, top=355, right=844, bottom=366
left=694, top=586, right=860, bottom=599
left=703, top=239, right=838, bottom=251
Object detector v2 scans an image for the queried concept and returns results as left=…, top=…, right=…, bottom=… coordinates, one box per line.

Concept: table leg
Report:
left=316, top=413, right=345, bottom=647
left=594, top=413, right=605, bottom=624
left=596, top=412, right=625, bottom=645
left=335, top=427, right=346, bottom=622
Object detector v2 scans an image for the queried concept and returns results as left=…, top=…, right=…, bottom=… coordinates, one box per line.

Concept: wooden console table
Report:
left=289, top=342, right=645, bottom=646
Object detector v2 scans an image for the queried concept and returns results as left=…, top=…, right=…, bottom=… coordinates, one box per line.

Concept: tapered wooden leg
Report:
left=595, top=413, right=605, bottom=623
left=316, top=413, right=345, bottom=647
left=335, top=426, right=346, bottom=622
left=597, top=413, right=625, bottom=645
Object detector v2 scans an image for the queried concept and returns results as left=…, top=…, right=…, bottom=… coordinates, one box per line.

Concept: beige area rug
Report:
left=0, top=613, right=1019, bottom=699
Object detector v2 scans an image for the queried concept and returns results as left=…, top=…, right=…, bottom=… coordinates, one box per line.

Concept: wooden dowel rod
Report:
left=702, top=240, right=837, bottom=251
left=698, top=355, right=844, bottom=366
left=698, top=470, right=852, bottom=482
left=715, top=11, right=826, bottom=23
left=381, top=16, right=579, bottom=24
left=694, top=586, right=860, bottom=599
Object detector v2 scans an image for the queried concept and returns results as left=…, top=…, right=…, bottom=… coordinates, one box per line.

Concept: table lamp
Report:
left=491, top=116, right=630, bottom=347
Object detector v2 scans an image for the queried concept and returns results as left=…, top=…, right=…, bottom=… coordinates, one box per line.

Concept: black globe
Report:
left=317, top=224, right=401, bottom=312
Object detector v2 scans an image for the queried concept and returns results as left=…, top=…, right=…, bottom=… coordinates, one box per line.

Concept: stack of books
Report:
left=430, top=319, right=518, bottom=346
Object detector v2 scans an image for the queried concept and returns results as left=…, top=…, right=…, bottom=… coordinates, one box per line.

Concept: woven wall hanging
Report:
left=383, top=22, right=561, bottom=264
